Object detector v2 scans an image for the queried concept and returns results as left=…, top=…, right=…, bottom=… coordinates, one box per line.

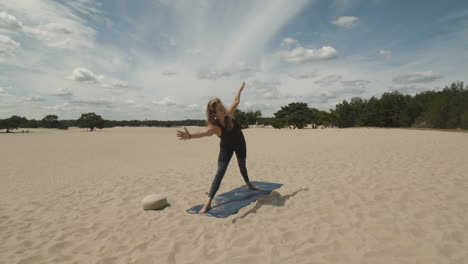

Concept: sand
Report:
left=1, top=127, right=467, bottom=264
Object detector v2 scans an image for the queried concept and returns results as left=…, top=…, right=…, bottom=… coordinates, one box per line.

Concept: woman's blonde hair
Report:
left=206, top=98, right=233, bottom=131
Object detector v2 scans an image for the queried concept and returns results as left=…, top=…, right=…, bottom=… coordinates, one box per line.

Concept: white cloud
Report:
left=235, top=62, right=259, bottom=77
left=280, top=37, right=299, bottom=48
left=110, top=79, right=129, bottom=89
left=0, top=11, right=23, bottom=32
left=187, top=104, right=201, bottom=111
left=69, top=68, right=101, bottom=83
left=197, top=70, right=232, bottom=80
left=332, top=16, right=359, bottom=28
left=197, top=62, right=259, bottom=80
left=101, top=78, right=129, bottom=89
left=1, top=1, right=96, bottom=49
left=304, top=93, right=340, bottom=104
left=48, top=102, right=73, bottom=112
left=314, top=75, right=343, bottom=86
left=340, top=80, right=371, bottom=87
left=241, top=101, right=276, bottom=113
left=389, top=85, right=427, bottom=94
left=278, top=46, right=338, bottom=63
left=288, top=70, right=319, bottom=79
left=392, top=71, right=443, bottom=84
left=336, top=87, right=366, bottom=95
left=67, top=68, right=129, bottom=91
left=379, top=50, right=392, bottom=58
left=25, top=95, right=45, bottom=102
left=152, top=97, right=177, bottom=106
left=249, top=80, right=285, bottom=100
left=51, top=88, right=73, bottom=97
left=23, top=23, right=76, bottom=48
left=71, top=97, right=114, bottom=107
left=0, top=34, right=20, bottom=58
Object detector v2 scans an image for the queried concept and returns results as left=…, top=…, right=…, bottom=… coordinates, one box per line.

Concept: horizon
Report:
left=1, top=0, right=468, bottom=120
left=1, top=80, right=465, bottom=122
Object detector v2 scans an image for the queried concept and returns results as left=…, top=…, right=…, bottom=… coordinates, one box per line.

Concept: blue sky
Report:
left=1, top=0, right=467, bottom=120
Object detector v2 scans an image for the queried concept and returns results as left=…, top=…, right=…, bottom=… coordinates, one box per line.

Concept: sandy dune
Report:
left=1, top=127, right=467, bottom=264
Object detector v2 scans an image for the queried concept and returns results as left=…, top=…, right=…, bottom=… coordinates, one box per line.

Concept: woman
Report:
left=176, top=81, right=259, bottom=214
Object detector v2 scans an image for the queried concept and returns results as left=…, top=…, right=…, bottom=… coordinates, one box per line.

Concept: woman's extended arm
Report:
left=227, top=81, right=245, bottom=115
left=176, top=126, right=218, bottom=140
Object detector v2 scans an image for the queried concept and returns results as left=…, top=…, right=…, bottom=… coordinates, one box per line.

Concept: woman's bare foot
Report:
left=199, top=198, right=213, bottom=214
left=246, top=182, right=260, bottom=190
left=199, top=205, right=212, bottom=214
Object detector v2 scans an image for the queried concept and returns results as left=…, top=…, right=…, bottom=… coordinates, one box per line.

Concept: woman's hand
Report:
left=176, top=127, right=191, bottom=140
left=239, top=81, right=245, bottom=92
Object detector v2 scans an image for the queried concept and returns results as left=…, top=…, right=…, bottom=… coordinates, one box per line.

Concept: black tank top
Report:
left=218, top=119, right=243, bottom=146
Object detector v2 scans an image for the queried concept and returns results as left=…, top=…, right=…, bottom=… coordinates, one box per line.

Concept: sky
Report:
left=1, top=0, right=467, bottom=120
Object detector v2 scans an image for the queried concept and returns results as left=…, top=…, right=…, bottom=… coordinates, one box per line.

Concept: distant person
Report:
left=176, top=82, right=260, bottom=214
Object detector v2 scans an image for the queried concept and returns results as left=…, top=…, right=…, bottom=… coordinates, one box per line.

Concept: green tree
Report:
left=379, top=91, right=406, bottom=127
left=274, top=102, right=312, bottom=129
left=422, top=81, right=467, bottom=129
left=309, top=108, right=333, bottom=126
left=234, top=109, right=262, bottom=129
left=42, top=115, right=60, bottom=128
left=332, top=100, right=354, bottom=127
left=78, top=113, right=105, bottom=131
left=0, top=115, right=28, bottom=133
left=22, top=119, right=41, bottom=128
left=349, top=97, right=366, bottom=126
left=461, top=109, right=468, bottom=129
left=245, top=110, right=262, bottom=127
left=271, top=118, right=287, bottom=129
left=360, top=97, right=382, bottom=126
left=234, top=109, right=247, bottom=128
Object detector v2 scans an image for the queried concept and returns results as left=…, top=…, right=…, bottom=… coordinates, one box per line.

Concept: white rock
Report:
left=141, top=194, right=168, bottom=210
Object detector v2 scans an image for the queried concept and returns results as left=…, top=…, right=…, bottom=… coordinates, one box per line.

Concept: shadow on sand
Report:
left=231, top=188, right=309, bottom=223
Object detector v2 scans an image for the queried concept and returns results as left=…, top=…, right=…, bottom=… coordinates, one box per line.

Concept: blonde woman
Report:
left=176, top=82, right=259, bottom=214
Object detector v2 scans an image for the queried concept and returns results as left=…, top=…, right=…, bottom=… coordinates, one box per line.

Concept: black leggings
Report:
left=208, top=139, right=250, bottom=198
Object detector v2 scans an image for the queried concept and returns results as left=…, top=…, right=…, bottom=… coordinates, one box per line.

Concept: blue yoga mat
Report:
left=186, top=181, right=283, bottom=218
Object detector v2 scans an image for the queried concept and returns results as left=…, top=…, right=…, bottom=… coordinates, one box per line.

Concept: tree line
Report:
left=0, top=113, right=207, bottom=132
left=1, top=81, right=466, bottom=132
left=330, top=81, right=468, bottom=129
left=260, top=81, right=467, bottom=130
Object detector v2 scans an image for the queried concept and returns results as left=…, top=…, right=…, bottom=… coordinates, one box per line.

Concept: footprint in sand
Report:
left=71, top=242, right=92, bottom=255
left=95, top=229, right=110, bottom=240
left=300, top=244, right=331, bottom=255
left=47, top=241, right=72, bottom=254
left=17, top=255, right=44, bottom=264
left=280, top=231, right=296, bottom=243
left=410, top=226, right=425, bottom=238
left=399, top=191, right=409, bottom=213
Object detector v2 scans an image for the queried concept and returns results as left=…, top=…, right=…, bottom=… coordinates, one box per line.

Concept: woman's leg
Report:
left=234, top=138, right=249, bottom=182
left=208, top=146, right=234, bottom=198
left=200, top=146, right=234, bottom=214
left=234, top=139, right=259, bottom=190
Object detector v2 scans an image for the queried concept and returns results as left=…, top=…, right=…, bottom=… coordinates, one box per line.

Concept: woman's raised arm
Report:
left=227, top=81, right=245, bottom=115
